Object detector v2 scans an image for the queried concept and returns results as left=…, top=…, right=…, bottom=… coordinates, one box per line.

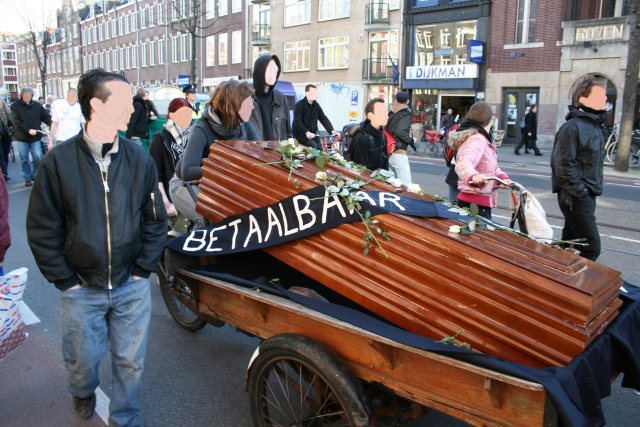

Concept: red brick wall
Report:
left=578, top=0, right=602, bottom=21
left=488, top=0, right=572, bottom=73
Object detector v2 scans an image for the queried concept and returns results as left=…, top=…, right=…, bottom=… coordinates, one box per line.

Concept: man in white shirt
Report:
left=49, top=89, right=85, bottom=150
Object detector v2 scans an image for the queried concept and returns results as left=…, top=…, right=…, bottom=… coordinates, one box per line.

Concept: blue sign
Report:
left=435, top=49, right=455, bottom=56
left=177, top=75, right=190, bottom=88
left=467, top=40, right=484, bottom=64
left=351, top=90, right=358, bottom=106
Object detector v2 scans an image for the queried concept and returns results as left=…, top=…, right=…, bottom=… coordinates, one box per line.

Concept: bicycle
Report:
left=604, top=123, right=640, bottom=164
left=320, top=133, right=340, bottom=155
left=421, top=128, right=443, bottom=156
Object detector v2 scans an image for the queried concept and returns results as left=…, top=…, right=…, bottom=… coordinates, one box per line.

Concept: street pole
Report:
left=614, top=0, right=640, bottom=172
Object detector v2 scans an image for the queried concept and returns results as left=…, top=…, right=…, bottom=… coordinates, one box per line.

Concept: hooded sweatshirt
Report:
left=253, top=55, right=280, bottom=140
left=126, top=95, right=149, bottom=139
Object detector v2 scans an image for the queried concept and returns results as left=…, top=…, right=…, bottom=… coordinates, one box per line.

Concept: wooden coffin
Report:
left=194, top=140, right=623, bottom=369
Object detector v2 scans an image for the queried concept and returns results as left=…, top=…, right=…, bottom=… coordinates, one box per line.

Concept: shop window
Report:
left=319, top=0, right=349, bottom=21
left=318, top=36, right=349, bottom=70
left=284, top=40, right=310, bottom=72
left=412, top=89, right=439, bottom=128
left=440, top=29, right=451, bottom=48
left=414, top=21, right=476, bottom=66
left=516, top=0, right=537, bottom=44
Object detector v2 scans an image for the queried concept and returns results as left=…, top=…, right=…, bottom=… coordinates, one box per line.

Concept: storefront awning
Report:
left=403, top=79, right=477, bottom=90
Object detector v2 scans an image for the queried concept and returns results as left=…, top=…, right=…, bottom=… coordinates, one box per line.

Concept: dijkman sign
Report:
left=406, top=64, right=478, bottom=80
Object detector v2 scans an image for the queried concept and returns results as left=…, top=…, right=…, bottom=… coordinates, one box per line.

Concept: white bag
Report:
left=524, top=193, right=554, bottom=244
left=0, top=268, right=28, bottom=361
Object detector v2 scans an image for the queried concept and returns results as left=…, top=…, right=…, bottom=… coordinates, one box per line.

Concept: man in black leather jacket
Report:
left=551, top=76, right=607, bottom=261
left=26, top=69, right=167, bottom=425
left=250, top=55, right=292, bottom=141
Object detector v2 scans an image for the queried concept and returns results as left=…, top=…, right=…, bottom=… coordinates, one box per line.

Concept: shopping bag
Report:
left=0, top=268, right=28, bottom=361
left=524, top=193, right=554, bottom=244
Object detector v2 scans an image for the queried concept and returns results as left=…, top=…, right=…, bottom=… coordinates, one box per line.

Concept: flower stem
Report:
left=253, top=161, right=285, bottom=166
left=354, top=205, right=388, bottom=258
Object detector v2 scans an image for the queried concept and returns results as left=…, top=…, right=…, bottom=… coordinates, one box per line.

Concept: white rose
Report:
left=449, top=225, right=461, bottom=234
left=288, top=138, right=296, bottom=145
left=388, top=178, right=402, bottom=187
left=407, top=183, right=422, bottom=194
left=316, top=171, right=328, bottom=180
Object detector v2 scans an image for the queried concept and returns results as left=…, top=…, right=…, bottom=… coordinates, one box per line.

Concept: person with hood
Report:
left=170, top=80, right=258, bottom=229
left=551, top=75, right=607, bottom=261
left=385, top=91, right=416, bottom=185
left=450, top=101, right=511, bottom=219
left=250, top=55, right=292, bottom=141
left=125, top=88, right=149, bottom=145
left=11, top=86, right=52, bottom=186
left=0, top=98, right=12, bottom=181
left=349, top=98, right=389, bottom=171
left=292, top=84, right=335, bottom=149
left=514, top=106, right=541, bottom=156
left=148, top=98, right=193, bottom=218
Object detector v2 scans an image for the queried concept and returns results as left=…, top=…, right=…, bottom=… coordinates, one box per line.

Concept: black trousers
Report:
left=514, top=137, right=540, bottom=154
left=457, top=200, right=492, bottom=219
left=300, top=136, right=322, bottom=151
left=558, top=193, right=601, bottom=261
left=0, top=134, right=10, bottom=177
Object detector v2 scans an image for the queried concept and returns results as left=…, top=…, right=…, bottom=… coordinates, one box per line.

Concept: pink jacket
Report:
left=450, top=128, right=508, bottom=208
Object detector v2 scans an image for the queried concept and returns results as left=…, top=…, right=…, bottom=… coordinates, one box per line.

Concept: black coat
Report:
left=551, top=106, right=605, bottom=198
left=26, top=134, right=167, bottom=291
left=441, top=113, right=454, bottom=130
left=10, top=99, right=52, bottom=143
left=148, top=129, right=180, bottom=196
left=385, top=107, right=415, bottom=151
left=126, top=95, right=149, bottom=139
left=292, top=99, right=334, bottom=145
left=250, top=90, right=292, bottom=141
left=522, top=110, right=537, bottom=141
left=349, top=120, right=389, bottom=171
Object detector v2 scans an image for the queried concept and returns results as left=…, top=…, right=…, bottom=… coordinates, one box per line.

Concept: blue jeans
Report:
left=17, top=140, right=42, bottom=181
left=389, top=153, right=412, bottom=186
left=61, top=277, right=151, bottom=427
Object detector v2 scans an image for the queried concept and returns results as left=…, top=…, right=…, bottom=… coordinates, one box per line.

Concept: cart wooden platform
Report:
left=158, top=250, right=558, bottom=427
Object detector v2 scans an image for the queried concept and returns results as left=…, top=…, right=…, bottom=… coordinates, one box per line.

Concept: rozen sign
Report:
left=575, top=24, right=624, bottom=42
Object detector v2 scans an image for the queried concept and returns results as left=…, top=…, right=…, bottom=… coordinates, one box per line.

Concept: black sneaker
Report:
left=72, top=393, right=96, bottom=420
left=535, top=153, right=543, bottom=156
left=514, top=151, right=521, bottom=156
left=3, top=175, right=8, bottom=182
left=25, top=180, right=32, bottom=187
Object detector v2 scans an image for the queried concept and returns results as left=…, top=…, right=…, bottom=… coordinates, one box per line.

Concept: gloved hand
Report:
left=559, top=190, right=574, bottom=210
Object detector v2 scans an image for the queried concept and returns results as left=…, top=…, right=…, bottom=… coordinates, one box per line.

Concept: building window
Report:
left=112, top=20, right=117, bottom=38
left=232, top=0, right=242, bottom=13
left=206, top=35, right=215, bottom=66
left=219, top=33, right=228, bottom=65
left=141, top=43, right=147, bottom=66
left=6, top=84, right=17, bottom=93
left=56, top=53, right=61, bottom=72
left=105, top=21, right=109, bottom=39
left=413, top=21, right=476, bottom=66
left=131, top=45, right=137, bottom=68
left=180, top=34, right=188, bottom=61
left=149, top=6, right=155, bottom=26
left=219, top=0, right=228, bottom=16
left=119, top=47, right=124, bottom=70
left=158, top=3, right=164, bottom=24
left=82, top=29, right=86, bottom=46
left=318, top=36, right=349, bottom=70
left=131, top=12, right=137, bottom=32
left=3, top=67, right=16, bottom=76
left=119, top=17, right=124, bottom=35
left=99, top=23, right=104, bottom=41
left=112, top=50, right=118, bottom=71
left=232, top=30, right=242, bottom=63
left=516, top=0, right=538, bottom=44
left=440, top=29, right=451, bottom=48
left=284, top=40, right=310, bottom=72
left=100, top=52, right=104, bottom=69
left=140, top=10, right=146, bottom=29
left=389, top=0, right=399, bottom=10
left=92, top=26, right=97, bottom=43
left=150, top=41, right=156, bottom=65
left=125, top=15, right=130, bottom=33
left=106, top=51, right=110, bottom=71
left=172, top=0, right=178, bottom=21
left=456, top=25, right=476, bottom=48
left=73, top=25, right=78, bottom=39
left=206, top=0, right=215, bottom=19
left=159, top=39, right=165, bottom=64
left=319, top=0, right=349, bottom=21
left=285, top=0, right=310, bottom=27
left=172, top=36, right=179, bottom=63
left=3, top=51, right=15, bottom=61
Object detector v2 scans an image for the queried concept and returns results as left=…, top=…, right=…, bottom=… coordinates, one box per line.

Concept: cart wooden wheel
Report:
left=158, top=240, right=207, bottom=332
left=248, top=334, right=377, bottom=427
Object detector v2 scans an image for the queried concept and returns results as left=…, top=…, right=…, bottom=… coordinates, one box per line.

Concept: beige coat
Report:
left=0, top=100, right=10, bottom=128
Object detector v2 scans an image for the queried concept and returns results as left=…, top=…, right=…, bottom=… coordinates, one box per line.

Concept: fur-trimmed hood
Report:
left=447, top=128, right=478, bottom=150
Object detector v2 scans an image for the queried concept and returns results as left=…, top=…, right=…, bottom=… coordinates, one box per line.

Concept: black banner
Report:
left=166, top=185, right=464, bottom=256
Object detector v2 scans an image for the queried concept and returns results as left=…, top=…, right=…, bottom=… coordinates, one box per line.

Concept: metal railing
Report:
left=251, top=25, right=270, bottom=43
left=365, top=3, right=390, bottom=26
left=362, top=58, right=397, bottom=80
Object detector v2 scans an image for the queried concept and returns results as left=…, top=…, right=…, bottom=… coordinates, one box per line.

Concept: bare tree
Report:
left=163, top=0, right=230, bottom=88
left=614, top=0, right=640, bottom=172
left=3, top=0, right=58, bottom=95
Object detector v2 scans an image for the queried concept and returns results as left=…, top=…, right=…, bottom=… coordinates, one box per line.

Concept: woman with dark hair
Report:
left=170, top=80, right=259, bottom=229
left=148, top=98, right=193, bottom=217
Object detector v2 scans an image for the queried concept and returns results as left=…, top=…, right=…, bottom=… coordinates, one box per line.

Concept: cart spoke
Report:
left=271, top=363, right=298, bottom=422
left=264, top=379, right=294, bottom=424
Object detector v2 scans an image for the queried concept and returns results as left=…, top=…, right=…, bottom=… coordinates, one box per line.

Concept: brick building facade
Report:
left=0, top=35, right=18, bottom=99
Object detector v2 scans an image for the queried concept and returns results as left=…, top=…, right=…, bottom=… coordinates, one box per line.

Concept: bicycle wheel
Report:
left=249, top=348, right=358, bottom=427
left=605, top=134, right=617, bottom=163
left=630, top=142, right=640, bottom=165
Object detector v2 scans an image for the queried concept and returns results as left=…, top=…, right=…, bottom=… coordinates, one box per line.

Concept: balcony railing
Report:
left=362, top=58, right=397, bottom=80
left=251, top=25, right=270, bottom=44
left=365, top=3, right=390, bottom=26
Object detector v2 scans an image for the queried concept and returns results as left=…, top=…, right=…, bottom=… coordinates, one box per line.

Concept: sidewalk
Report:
left=411, top=141, right=640, bottom=178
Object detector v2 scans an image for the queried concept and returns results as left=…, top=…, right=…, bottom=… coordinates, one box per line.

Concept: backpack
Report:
left=442, top=124, right=460, bottom=167
left=519, top=115, right=526, bottom=129
left=382, top=129, right=397, bottom=155
left=342, top=123, right=362, bottom=161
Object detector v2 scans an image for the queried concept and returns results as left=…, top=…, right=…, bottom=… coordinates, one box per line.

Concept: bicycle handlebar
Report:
left=468, top=176, right=525, bottom=191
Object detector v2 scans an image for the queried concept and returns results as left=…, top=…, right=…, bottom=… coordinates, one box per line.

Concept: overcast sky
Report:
left=0, top=0, right=64, bottom=36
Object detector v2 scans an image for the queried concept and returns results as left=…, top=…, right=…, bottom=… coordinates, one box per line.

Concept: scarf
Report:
left=459, top=118, right=494, bottom=147
left=392, top=102, right=407, bottom=114
left=164, top=118, right=191, bottom=164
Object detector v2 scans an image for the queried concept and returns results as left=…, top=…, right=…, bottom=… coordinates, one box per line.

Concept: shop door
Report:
left=502, top=88, right=539, bottom=145
left=369, top=40, right=388, bottom=79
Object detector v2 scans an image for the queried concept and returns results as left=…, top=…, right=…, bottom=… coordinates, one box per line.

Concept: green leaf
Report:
left=315, top=156, right=325, bottom=169
left=470, top=204, right=479, bottom=217
left=355, top=202, right=362, bottom=210
left=365, top=210, right=371, bottom=218
left=478, top=222, right=488, bottom=230
left=382, top=232, right=391, bottom=241
left=337, top=180, right=344, bottom=188
left=339, top=160, right=347, bottom=166
left=363, top=244, right=370, bottom=257
left=322, top=152, right=331, bottom=161
left=347, top=203, right=354, bottom=211
left=310, top=148, right=320, bottom=157
left=460, top=226, right=477, bottom=235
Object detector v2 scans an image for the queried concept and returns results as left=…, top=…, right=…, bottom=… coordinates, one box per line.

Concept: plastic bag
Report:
left=524, top=193, right=554, bottom=244
left=0, top=268, right=28, bottom=361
